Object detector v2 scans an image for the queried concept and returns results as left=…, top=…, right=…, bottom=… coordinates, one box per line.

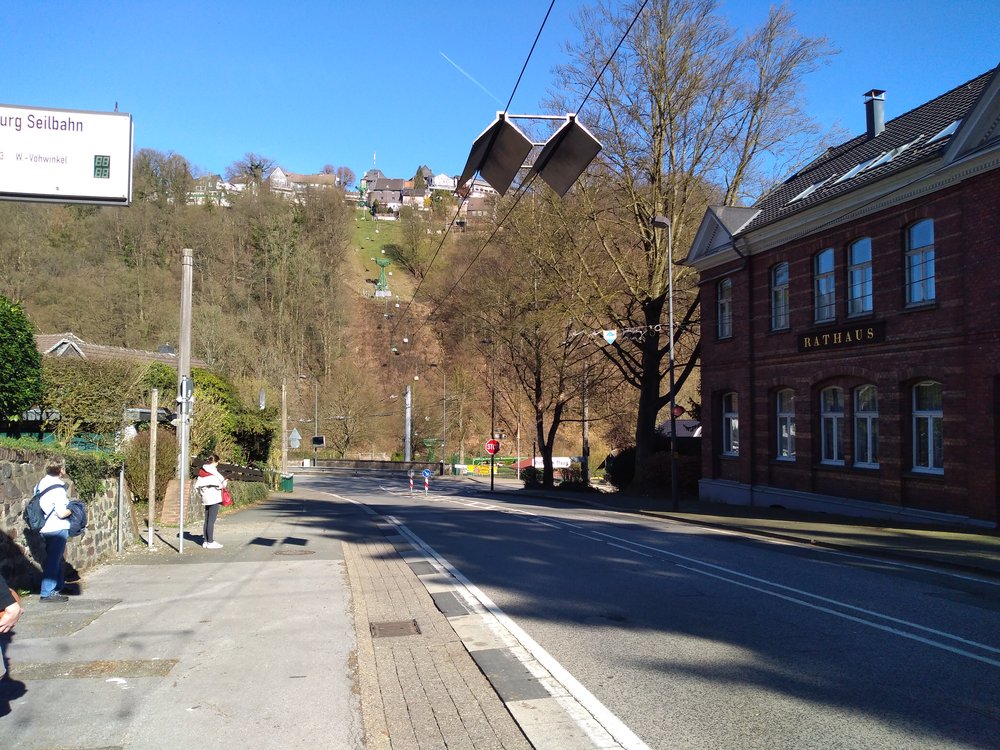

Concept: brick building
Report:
left=686, top=65, right=1000, bottom=526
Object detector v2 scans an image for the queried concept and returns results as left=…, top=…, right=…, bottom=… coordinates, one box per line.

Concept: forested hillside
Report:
left=0, top=149, right=596, bottom=464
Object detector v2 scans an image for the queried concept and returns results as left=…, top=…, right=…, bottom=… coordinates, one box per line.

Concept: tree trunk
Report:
left=632, top=296, right=666, bottom=488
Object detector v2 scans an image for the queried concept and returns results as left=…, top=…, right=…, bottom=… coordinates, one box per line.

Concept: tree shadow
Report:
left=302, top=480, right=1000, bottom=749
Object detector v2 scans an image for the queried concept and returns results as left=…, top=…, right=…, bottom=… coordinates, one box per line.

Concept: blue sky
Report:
left=1, top=1, right=997, bottom=185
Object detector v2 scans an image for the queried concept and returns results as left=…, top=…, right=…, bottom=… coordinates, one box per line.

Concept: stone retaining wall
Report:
left=0, top=446, right=140, bottom=590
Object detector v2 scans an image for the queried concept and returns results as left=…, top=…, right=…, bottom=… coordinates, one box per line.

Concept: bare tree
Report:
left=224, top=152, right=276, bottom=186
left=549, top=0, right=836, bottom=486
left=334, top=165, right=356, bottom=189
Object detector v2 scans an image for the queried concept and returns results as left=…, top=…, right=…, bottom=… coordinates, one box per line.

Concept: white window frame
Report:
left=814, top=248, right=836, bottom=322
left=717, top=278, right=733, bottom=339
left=776, top=389, right=796, bottom=460
left=848, top=238, right=873, bottom=315
left=854, top=385, right=879, bottom=469
left=771, top=262, right=790, bottom=330
left=906, top=219, right=935, bottom=305
left=820, top=387, right=845, bottom=465
left=912, top=381, right=943, bottom=474
left=722, top=392, right=739, bottom=456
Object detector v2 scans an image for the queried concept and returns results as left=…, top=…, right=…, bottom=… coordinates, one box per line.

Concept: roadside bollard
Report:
left=409, top=471, right=414, bottom=494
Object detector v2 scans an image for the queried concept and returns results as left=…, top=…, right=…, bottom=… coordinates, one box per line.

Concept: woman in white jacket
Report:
left=194, top=454, right=228, bottom=549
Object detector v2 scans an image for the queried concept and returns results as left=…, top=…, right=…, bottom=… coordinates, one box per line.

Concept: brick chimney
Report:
left=865, top=89, right=886, bottom=138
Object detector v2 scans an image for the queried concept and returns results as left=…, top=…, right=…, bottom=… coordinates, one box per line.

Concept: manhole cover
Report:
left=274, top=549, right=315, bottom=556
left=370, top=619, right=421, bottom=638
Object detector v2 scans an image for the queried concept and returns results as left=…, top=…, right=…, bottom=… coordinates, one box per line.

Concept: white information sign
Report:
left=0, top=103, right=133, bottom=205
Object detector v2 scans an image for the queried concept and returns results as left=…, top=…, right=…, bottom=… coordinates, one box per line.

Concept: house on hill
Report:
left=267, top=167, right=342, bottom=198
left=36, top=333, right=208, bottom=369
left=686, top=65, right=1000, bottom=526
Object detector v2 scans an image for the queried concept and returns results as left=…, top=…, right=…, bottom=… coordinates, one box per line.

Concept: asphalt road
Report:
left=305, top=473, right=1000, bottom=750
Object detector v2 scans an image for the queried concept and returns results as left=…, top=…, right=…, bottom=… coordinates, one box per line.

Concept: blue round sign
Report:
left=422, top=469, right=432, bottom=478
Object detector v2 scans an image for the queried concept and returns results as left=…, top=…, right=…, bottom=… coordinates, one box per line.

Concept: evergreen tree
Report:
left=0, top=296, right=43, bottom=420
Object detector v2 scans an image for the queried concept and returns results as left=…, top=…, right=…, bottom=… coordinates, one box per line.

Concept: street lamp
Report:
left=427, top=363, right=447, bottom=472
left=652, top=214, right=679, bottom=511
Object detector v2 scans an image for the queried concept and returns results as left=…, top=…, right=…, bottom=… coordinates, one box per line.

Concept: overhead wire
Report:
left=389, top=0, right=557, bottom=347
left=389, top=0, right=650, bottom=355
left=503, top=0, right=557, bottom=114
left=577, top=0, right=649, bottom=114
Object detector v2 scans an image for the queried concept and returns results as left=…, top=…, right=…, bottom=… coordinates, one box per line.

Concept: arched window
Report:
left=776, top=389, right=796, bottom=460
left=722, top=393, right=739, bottom=456
left=814, top=248, right=836, bottom=322
left=848, top=238, right=873, bottom=315
left=854, top=385, right=879, bottom=468
left=820, top=387, right=845, bottom=464
left=912, top=381, right=943, bottom=473
left=717, top=278, right=733, bottom=339
left=771, top=262, right=790, bottom=330
left=906, top=219, right=935, bottom=305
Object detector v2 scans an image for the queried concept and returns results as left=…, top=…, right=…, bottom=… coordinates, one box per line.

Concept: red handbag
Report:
left=221, top=488, right=234, bottom=507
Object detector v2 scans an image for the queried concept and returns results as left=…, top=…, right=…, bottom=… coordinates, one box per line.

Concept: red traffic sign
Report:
left=485, top=438, right=500, bottom=455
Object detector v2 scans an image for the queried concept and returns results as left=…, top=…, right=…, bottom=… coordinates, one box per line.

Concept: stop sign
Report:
left=485, top=438, right=500, bottom=455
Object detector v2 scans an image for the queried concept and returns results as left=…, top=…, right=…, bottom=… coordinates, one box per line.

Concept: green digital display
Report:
left=94, top=154, right=110, bottom=179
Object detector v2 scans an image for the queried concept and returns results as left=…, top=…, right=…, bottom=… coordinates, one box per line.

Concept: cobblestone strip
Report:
left=344, top=534, right=531, bottom=749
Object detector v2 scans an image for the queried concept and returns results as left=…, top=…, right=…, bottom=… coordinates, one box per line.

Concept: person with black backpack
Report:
left=34, top=458, right=73, bottom=603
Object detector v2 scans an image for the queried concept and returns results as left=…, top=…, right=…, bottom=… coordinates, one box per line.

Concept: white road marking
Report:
left=584, top=529, right=1000, bottom=664
left=318, top=482, right=1000, bottom=671
left=389, top=518, right=652, bottom=750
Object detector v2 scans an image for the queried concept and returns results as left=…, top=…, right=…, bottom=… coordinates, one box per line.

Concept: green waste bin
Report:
left=280, top=474, right=294, bottom=492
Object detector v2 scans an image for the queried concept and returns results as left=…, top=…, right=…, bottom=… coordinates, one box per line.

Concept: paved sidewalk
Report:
left=2, top=487, right=543, bottom=750
left=346, top=529, right=531, bottom=750
left=1, top=493, right=361, bottom=748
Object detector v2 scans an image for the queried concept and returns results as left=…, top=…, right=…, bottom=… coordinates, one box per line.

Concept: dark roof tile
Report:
left=740, top=68, right=996, bottom=234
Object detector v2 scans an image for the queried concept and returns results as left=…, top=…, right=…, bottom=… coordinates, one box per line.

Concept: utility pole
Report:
left=404, top=384, right=412, bottom=461
left=490, top=352, right=496, bottom=492
left=441, top=369, right=447, bottom=473
left=582, top=368, right=590, bottom=486
left=313, top=379, right=319, bottom=466
left=177, top=248, right=194, bottom=554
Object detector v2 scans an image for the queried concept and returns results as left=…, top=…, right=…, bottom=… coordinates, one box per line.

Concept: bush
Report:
left=123, top=428, right=178, bottom=505
left=560, top=462, right=583, bottom=484
left=521, top=466, right=542, bottom=487
left=605, top=446, right=701, bottom=493
left=604, top=447, right=635, bottom=490
left=226, top=480, right=269, bottom=508
left=0, top=436, right=122, bottom=501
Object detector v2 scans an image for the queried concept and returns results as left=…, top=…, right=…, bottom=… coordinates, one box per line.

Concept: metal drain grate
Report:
left=274, top=549, right=315, bottom=556
left=370, top=619, right=421, bottom=638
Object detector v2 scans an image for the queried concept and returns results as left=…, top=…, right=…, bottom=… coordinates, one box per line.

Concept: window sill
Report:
left=907, top=468, right=944, bottom=478
left=904, top=301, right=936, bottom=312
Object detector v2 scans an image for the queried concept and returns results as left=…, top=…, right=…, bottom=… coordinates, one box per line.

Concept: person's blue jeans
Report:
left=40, top=529, right=69, bottom=598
